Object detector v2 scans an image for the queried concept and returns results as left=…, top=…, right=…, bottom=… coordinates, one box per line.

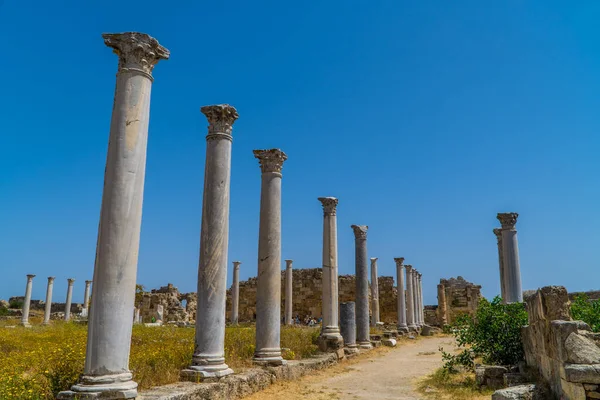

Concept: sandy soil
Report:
left=244, top=335, right=454, bottom=400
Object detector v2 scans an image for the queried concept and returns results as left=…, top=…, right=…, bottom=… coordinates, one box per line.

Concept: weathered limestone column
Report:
left=133, top=308, right=140, bottom=324
left=437, top=283, right=448, bottom=326
left=417, top=273, right=424, bottom=326
left=413, top=270, right=421, bottom=327
left=394, top=258, right=408, bottom=333
left=82, top=280, right=92, bottom=316
left=370, top=257, right=380, bottom=327
left=21, top=274, right=35, bottom=327
left=351, top=224, right=372, bottom=349
left=181, top=104, right=238, bottom=381
left=58, top=32, right=169, bottom=400
left=340, top=302, right=359, bottom=354
left=285, top=259, right=293, bottom=325
left=493, top=228, right=507, bottom=303
left=231, top=261, right=241, bottom=325
left=64, top=278, right=75, bottom=321
left=42, top=276, right=55, bottom=325
left=497, top=212, right=523, bottom=303
left=253, top=148, right=287, bottom=366
left=405, top=265, right=417, bottom=330
left=318, top=197, right=344, bottom=350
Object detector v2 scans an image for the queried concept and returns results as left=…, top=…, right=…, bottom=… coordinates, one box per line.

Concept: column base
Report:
left=20, top=322, right=32, bottom=328
left=57, top=373, right=137, bottom=400
left=318, top=330, right=344, bottom=352
left=397, top=325, right=409, bottom=333
left=344, top=344, right=360, bottom=355
left=181, top=355, right=234, bottom=382
left=42, top=321, right=51, bottom=326
left=357, top=340, right=373, bottom=350
left=253, top=348, right=286, bottom=366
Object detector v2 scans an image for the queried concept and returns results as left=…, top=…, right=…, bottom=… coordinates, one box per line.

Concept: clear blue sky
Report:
left=1, top=1, right=599, bottom=306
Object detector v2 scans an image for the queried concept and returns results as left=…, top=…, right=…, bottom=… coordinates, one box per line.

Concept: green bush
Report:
left=440, top=296, right=528, bottom=371
left=571, top=294, right=600, bottom=332
left=8, top=299, right=22, bottom=309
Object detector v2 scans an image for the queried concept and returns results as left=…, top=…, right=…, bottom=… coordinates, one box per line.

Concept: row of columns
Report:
left=394, top=259, right=424, bottom=332
left=494, top=212, right=523, bottom=303
left=20, top=275, right=92, bottom=326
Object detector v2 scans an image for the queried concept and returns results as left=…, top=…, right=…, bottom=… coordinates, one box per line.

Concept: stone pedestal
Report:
left=497, top=213, right=523, bottom=303
left=437, top=283, right=448, bottom=326
left=318, top=197, right=344, bottom=351
left=83, top=280, right=92, bottom=316
left=253, top=149, right=287, bottom=366
left=494, top=227, right=508, bottom=303
left=405, top=265, right=417, bottom=331
left=181, top=104, right=238, bottom=381
left=351, top=224, right=372, bottom=349
left=64, top=278, right=75, bottom=321
left=231, top=261, right=241, bottom=324
left=394, top=258, right=408, bottom=333
left=284, top=259, right=293, bottom=325
left=43, top=276, right=55, bottom=325
left=58, top=32, right=169, bottom=400
left=21, top=274, right=35, bottom=327
left=340, top=302, right=359, bottom=354
left=370, top=257, right=380, bottom=327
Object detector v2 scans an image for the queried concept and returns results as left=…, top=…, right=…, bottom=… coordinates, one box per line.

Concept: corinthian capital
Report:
left=493, top=228, right=502, bottom=239
left=201, top=104, right=239, bottom=137
left=351, top=225, right=368, bottom=239
left=67, top=278, right=75, bottom=285
left=318, top=197, right=338, bottom=216
left=394, top=257, right=405, bottom=267
left=497, top=212, right=519, bottom=229
left=405, top=264, right=413, bottom=272
left=103, top=32, right=169, bottom=76
left=253, top=149, right=287, bottom=174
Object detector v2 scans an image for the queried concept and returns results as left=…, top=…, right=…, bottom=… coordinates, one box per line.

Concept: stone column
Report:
left=133, top=308, right=140, bottom=324
left=231, top=261, right=241, bottom=324
left=417, top=273, right=424, bottom=326
left=497, top=213, right=523, bottom=303
left=82, top=280, right=92, bottom=316
left=370, top=257, right=380, bottom=327
left=253, top=149, right=287, bottom=366
left=437, top=283, right=448, bottom=326
left=64, top=278, right=75, bottom=321
left=284, top=259, right=293, bottom=325
left=405, top=265, right=417, bottom=330
left=58, top=32, right=169, bottom=400
left=394, top=258, right=408, bottom=333
left=493, top=228, right=507, bottom=303
left=340, top=302, right=359, bottom=354
left=351, top=224, right=372, bottom=349
left=413, top=270, right=421, bottom=327
left=21, top=274, right=35, bottom=327
left=181, top=104, right=238, bottom=381
left=318, top=197, right=344, bottom=351
left=43, top=276, right=55, bottom=325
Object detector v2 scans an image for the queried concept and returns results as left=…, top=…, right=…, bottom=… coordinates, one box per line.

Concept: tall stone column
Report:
left=318, top=197, right=344, bottom=351
left=21, top=274, right=35, bottom=327
left=351, top=224, right=372, bottom=349
left=497, top=213, right=523, bottom=303
left=82, top=280, right=92, bottom=316
left=340, top=302, right=359, bottom=354
left=414, top=270, right=422, bottom=327
left=64, top=278, right=75, bottom=321
left=231, top=261, right=241, bottom=324
left=253, top=149, right=287, bottom=366
left=405, top=265, right=417, bottom=330
left=43, top=276, right=55, bottom=325
left=437, top=283, right=448, bottom=326
left=394, top=258, right=408, bottom=333
left=285, top=259, right=293, bottom=325
left=370, top=257, right=380, bottom=327
left=417, top=273, right=424, bottom=326
left=181, top=104, right=238, bottom=381
left=58, top=32, right=169, bottom=400
left=493, top=228, right=507, bottom=303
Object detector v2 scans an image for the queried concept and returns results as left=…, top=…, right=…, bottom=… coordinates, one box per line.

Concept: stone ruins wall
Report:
left=424, top=305, right=438, bottom=326
left=7, top=296, right=82, bottom=314
left=435, top=276, right=482, bottom=326
left=522, top=286, right=600, bottom=399
left=226, top=268, right=399, bottom=323
left=138, top=284, right=197, bottom=323
left=568, top=290, right=600, bottom=301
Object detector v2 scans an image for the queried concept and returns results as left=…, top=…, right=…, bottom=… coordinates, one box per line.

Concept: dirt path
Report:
left=245, top=335, right=453, bottom=400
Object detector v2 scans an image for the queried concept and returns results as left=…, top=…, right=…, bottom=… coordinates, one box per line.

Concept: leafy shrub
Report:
left=571, top=294, right=600, bottom=332
left=8, top=300, right=22, bottom=309
left=440, top=296, right=528, bottom=371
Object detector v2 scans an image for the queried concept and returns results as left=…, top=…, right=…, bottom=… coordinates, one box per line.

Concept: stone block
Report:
left=504, top=373, right=528, bottom=387
left=588, top=391, right=600, bottom=399
left=420, top=325, right=433, bottom=336
left=564, top=364, right=600, bottom=384
left=491, top=384, right=536, bottom=400
left=565, top=333, right=600, bottom=364
left=559, top=379, right=585, bottom=399
left=382, top=338, right=397, bottom=347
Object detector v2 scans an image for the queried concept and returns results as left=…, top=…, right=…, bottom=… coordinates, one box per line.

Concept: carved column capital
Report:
left=370, top=257, right=378, bottom=264
left=47, top=276, right=55, bottom=282
left=103, top=32, right=169, bottom=78
left=493, top=228, right=502, bottom=240
left=201, top=104, right=239, bottom=138
left=285, top=260, right=293, bottom=269
left=394, top=257, right=405, bottom=267
left=85, top=280, right=93, bottom=285
left=405, top=264, right=413, bottom=272
left=67, top=278, right=75, bottom=285
left=233, top=261, right=242, bottom=269
left=318, top=197, right=338, bottom=216
left=351, top=224, right=368, bottom=239
left=497, top=212, right=519, bottom=230
left=253, top=149, right=287, bottom=174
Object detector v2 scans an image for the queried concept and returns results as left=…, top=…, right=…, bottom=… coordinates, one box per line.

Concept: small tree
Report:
left=571, top=294, right=600, bottom=332
left=441, top=296, right=528, bottom=371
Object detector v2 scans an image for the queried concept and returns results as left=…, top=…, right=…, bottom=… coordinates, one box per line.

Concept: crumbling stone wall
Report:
left=436, top=276, right=481, bottom=326
left=522, top=286, right=600, bottom=399
left=424, top=305, right=438, bottom=326
left=7, top=296, right=82, bottom=314
left=138, top=283, right=196, bottom=323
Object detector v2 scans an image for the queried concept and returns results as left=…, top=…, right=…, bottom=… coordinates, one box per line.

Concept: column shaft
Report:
left=498, top=213, right=523, bottom=303
left=352, top=225, right=371, bottom=349
left=405, top=266, right=417, bottom=330
left=231, top=262, right=241, bottom=324
left=437, top=283, right=448, bottom=326
left=253, top=149, right=287, bottom=366
left=395, top=258, right=408, bottom=332
left=43, top=277, right=55, bottom=325
left=493, top=228, right=507, bottom=302
left=285, top=260, right=293, bottom=325
left=370, top=257, right=380, bottom=327
left=64, top=279, right=75, bottom=321
left=21, top=274, right=35, bottom=327
left=413, top=272, right=421, bottom=327
left=60, top=32, right=169, bottom=400
left=83, top=280, right=92, bottom=315
left=340, top=302, right=359, bottom=354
